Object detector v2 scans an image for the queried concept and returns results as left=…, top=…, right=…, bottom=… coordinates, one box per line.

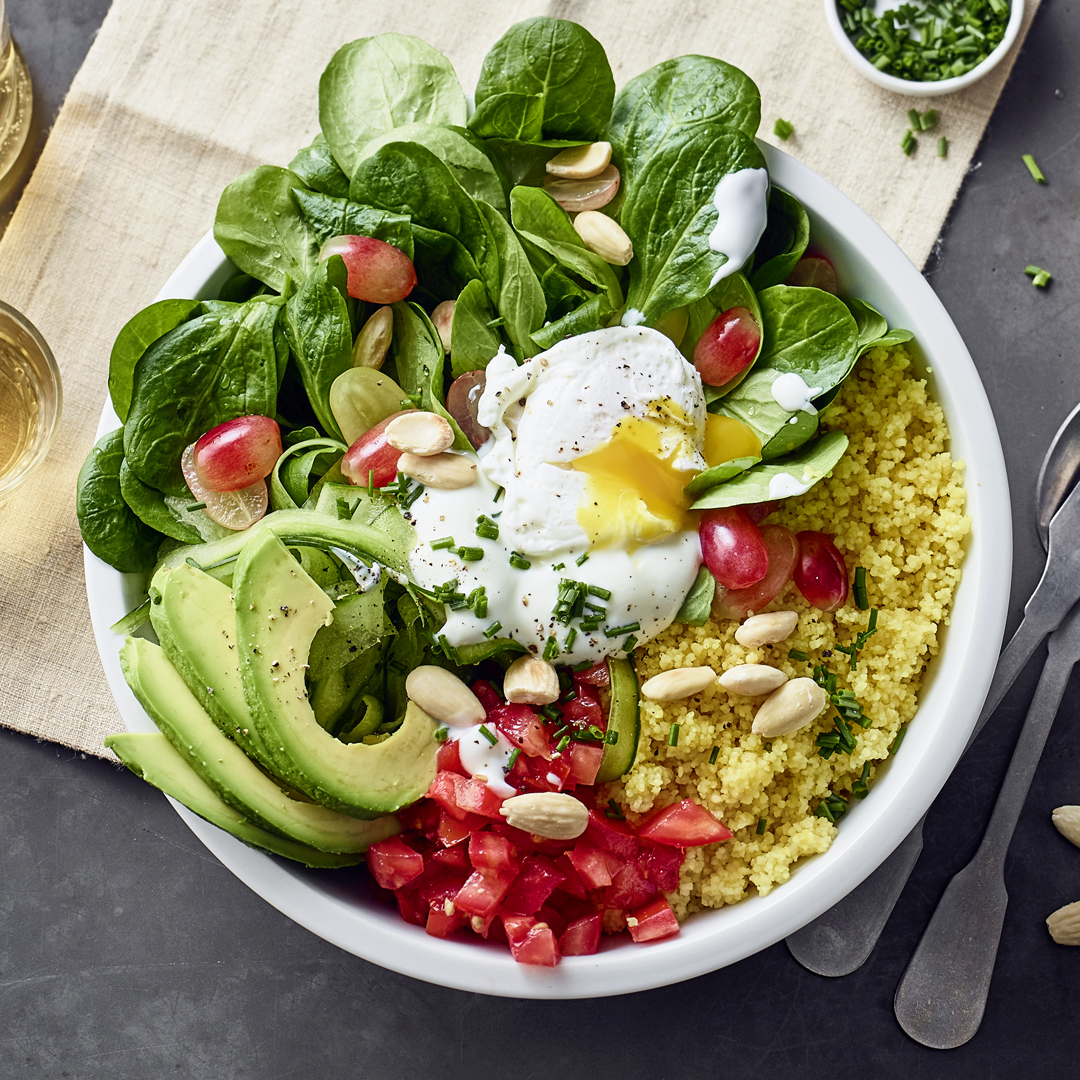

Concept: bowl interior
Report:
left=85, top=144, right=1011, bottom=997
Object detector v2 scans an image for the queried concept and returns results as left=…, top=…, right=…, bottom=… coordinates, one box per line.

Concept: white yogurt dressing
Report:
left=449, top=724, right=516, bottom=798
left=770, top=372, right=823, bottom=414
left=620, top=307, right=646, bottom=326
left=768, top=471, right=815, bottom=499
left=707, top=167, right=770, bottom=288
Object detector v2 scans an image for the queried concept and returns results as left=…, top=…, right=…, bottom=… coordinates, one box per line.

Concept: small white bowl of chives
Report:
left=824, top=0, right=1025, bottom=96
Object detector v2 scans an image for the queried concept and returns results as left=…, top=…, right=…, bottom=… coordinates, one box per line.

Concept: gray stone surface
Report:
left=2, top=1, right=1078, bottom=1076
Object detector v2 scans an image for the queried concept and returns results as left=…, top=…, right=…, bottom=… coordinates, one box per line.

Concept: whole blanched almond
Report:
left=573, top=211, right=633, bottom=266
left=1047, top=900, right=1080, bottom=945
left=719, top=664, right=788, bottom=696
left=640, top=666, right=717, bottom=702
left=546, top=141, right=613, bottom=179
left=751, top=677, right=827, bottom=737
left=386, top=412, right=454, bottom=456
left=351, top=305, right=393, bottom=369
left=405, top=665, right=485, bottom=727
left=398, top=451, right=476, bottom=489
left=500, top=792, right=589, bottom=840
left=1052, top=806, right=1080, bottom=848
left=503, top=655, right=560, bottom=705
left=735, top=610, right=799, bottom=648
left=432, top=300, right=454, bottom=353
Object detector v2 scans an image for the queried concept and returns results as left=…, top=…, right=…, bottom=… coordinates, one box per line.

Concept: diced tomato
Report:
left=394, top=886, right=427, bottom=927
left=537, top=903, right=568, bottom=939
left=567, top=742, right=603, bottom=785
left=638, top=799, right=733, bottom=847
left=639, top=843, right=684, bottom=892
left=517, top=751, right=571, bottom=793
left=417, top=870, right=469, bottom=910
left=562, top=681, right=603, bottom=729
left=472, top=679, right=503, bottom=712
left=428, top=771, right=506, bottom=821
left=436, top=738, right=465, bottom=775
left=453, top=868, right=517, bottom=918
left=501, top=855, right=566, bottom=915
left=501, top=912, right=535, bottom=947
left=367, top=837, right=424, bottom=891
left=502, top=914, right=561, bottom=967
left=559, top=913, right=602, bottom=956
left=603, top=861, right=658, bottom=911
left=490, top=703, right=551, bottom=760
left=568, top=841, right=614, bottom=890
left=575, top=662, right=610, bottom=687
left=395, top=799, right=439, bottom=834
left=437, top=809, right=482, bottom=847
left=469, top=832, right=518, bottom=877
left=585, top=809, right=640, bottom=861
left=425, top=904, right=468, bottom=938
left=552, top=853, right=588, bottom=899
left=432, top=839, right=470, bottom=869
left=627, top=897, right=681, bottom=943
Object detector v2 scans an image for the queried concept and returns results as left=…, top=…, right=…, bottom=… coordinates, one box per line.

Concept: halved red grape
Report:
left=181, top=443, right=267, bottom=530
left=340, top=410, right=412, bottom=488
left=744, top=501, right=780, bottom=525
left=793, top=531, right=849, bottom=611
left=692, top=307, right=761, bottom=387
left=784, top=255, right=839, bottom=295
left=319, top=235, right=416, bottom=303
left=542, top=164, right=620, bottom=212
left=446, top=370, right=491, bottom=449
left=193, top=415, right=282, bottom=492
left=699, top=507, right=769, bottom=590
left=712, top=524, right=798, bottom=621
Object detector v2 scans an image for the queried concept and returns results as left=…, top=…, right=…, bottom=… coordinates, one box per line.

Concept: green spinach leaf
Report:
left=292, top=188, right=414, bottom=258
left=77, top=430, right=162, bottom=573
left=749, top=188, right=810, bottom=291
left=119, top=460, right=203, bottom=544
left=531, top=292, right=614, bottom=351
left=283, top=255, right=354, bottom=441
left=469, top=17, right=615, bottom=143
left=319, top=34, right=467, bottom=177
left=288, top=133, right=351, bottom=198
left=450, top=279, right=502, bottom=378
left=477, top=201, right=544, bottom=358
left=683, top=273, right=762, bottom=400
left=684, top=455, right=760, bottom=496
left=674, top=565, right=715, bottom=626
left=214, top=166, right=319, bottom=293
left=124, top=298, right=287, bottom=495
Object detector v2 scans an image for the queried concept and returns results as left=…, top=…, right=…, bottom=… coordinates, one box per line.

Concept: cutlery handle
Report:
left=894, top=635, right=1077, bottom=1049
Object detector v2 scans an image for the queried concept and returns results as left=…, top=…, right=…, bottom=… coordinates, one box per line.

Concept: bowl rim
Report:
left=84, top=141, right=1012, bottom=998
left=822, top=0, right=1026, bottom=97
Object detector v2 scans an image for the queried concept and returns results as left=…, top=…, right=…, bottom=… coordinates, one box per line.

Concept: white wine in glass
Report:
left=0, top=0, right=32, bottom=190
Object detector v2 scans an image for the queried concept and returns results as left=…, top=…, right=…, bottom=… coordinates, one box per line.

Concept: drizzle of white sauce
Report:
left=771, top=372, right=823, bottom=414
left=621, top=307, right=646, bottom=326
left=768, top=472, right=814, bottom=499
left=707, top=167, right=769, bottom=288
left=451, top=724, right=516, bottom=797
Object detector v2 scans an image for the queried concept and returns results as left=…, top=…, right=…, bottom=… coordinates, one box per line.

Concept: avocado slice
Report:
left=150, top=561, right=273, bottom=766
left=596, top=656, right=641, bottom=782
left=120, top=636, right=400, bottom=853
left=105, top=732, right=364, bottom=869
left=233, top=529, right=438, bottom=818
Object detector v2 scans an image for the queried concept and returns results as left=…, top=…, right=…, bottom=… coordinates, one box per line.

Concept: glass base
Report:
left=0, top=39, right=32, bottom=192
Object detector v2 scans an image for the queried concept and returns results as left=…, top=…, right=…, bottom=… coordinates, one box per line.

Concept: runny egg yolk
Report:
left=570, top=405, right=696, bottom=550
left=704, top=413, right=761, bottom=465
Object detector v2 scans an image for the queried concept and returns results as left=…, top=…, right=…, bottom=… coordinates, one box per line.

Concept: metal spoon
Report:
left=788, top=423, right=1080, bottom=977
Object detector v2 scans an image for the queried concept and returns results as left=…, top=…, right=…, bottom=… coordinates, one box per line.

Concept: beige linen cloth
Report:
left=0, top=0, right=1041, bottom=758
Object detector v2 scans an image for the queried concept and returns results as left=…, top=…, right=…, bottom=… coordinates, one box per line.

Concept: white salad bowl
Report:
left=85, top=141, right=1011, bottom=998
left=823, top=0, right=1025, bottom=97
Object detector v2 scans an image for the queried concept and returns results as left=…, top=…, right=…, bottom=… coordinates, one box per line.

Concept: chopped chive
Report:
left=479, top=725, right=498, bottom=746
left=1026, top=264, right=1052, bottom=288
left=756, top=818, right=767, bottom=835
left=579, top=619, right=602, bottom=633
left=764, top=742, right=772, bottom=752
left=901, top=129, right=917, bottom=156
left=854, top=566, right=869, bottom=610
left=506, top=748, right=520, bottom=771
left=430, top=536, right=455, bottom=550
left=540, top=703, right=562, bottom=722
left=483, top=621, right=503, bottom=639
left=606, top=798, right=625, bottom=820
left=773, top=117, right=794, bottom=140
left=889, top=727, right=907, bottom=755
left=709, top=746, right=720, bottom=765
left=493, top=486, right=504, bottom=503
left=552, top=725, right=569, bottom=740
left=907, top=107, right=922, bottom=128
left=552, top=562, right=565, bottom=571
left=556, top=734, right=571, bottom=753
left=509, top=552, right=531, bottom=570
left=604, top=622, right=641, bottom=638
left=622, top=634, right=638, bottom=653
left=587, top=724, right=605, bottom=742
left=434, top=727, right=449, bottom=742
left=668, top=722, right=680, bottom=746
left=788, top=649, right=809, bottom=662
left=604, top=729, right=619, bottom=745
left=456, top=546, right=484, bottom=562
left=937, top=136, right=948, bottom=157
left=920, top=108, right=939, bottom=130
left=852, top=761, right=872, bottom=799
left=575, top=551, right=590, bottom=566
left=367, top=469, right=375, bottom=496
left=1022, top=153, right=1046, bottom=183
left=186, top=554, right=239, bottom=572
left=542, top=635, right=559, bottom=661
left=475, top=516, right=499, bottom=540
left=563, top=627, right=578, bottom=651
left=587, top=584, right=612, bottom=601
left=572, top=660, right=592, bottom=672
left=185, top=501, right=207, bottom=512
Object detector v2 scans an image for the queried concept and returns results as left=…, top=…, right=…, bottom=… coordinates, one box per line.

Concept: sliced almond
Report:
left=1053, top=805, right=1080, bottom=848
left=545, top=141, right=613, bottom=179
left=351, top=305, right=393, bottom=370
left=405, top=665, right=485, bottom=727
left=386, top=412, right=454, bottom=457
left=503, top=655, right=560, bottom=705
left=1047, top=900, right=1080, bottom=945
left=735, top=610, right=800, bottom=648
left=751, top=677, right=827, bottom=737
left=432, top=300, right=455, bottom=353
left=573, top=211, right=633, bottom=266
left=398, top=451, right=477, bottom=489
left=640, top=666, right=717, bottom=702
left=719, top=664, right=788, bottom=696
left=500, top=792, right=589, bottom=840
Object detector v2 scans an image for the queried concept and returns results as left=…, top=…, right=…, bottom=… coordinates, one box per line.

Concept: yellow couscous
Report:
left=612, top=343, right=969, bottom=918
